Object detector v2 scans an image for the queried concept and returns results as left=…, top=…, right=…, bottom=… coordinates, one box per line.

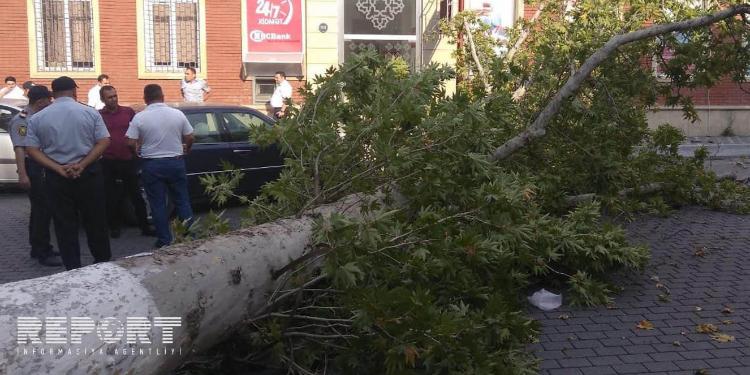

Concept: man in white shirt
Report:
left=0, top=76, right=26, bottom=100
left=87, top=74, right=110, bottom=110
left=126, top=84, right=195, bottom=248
left=269, top=71, right=292, bottom=119
left=181, top=67, right=211, bottom=103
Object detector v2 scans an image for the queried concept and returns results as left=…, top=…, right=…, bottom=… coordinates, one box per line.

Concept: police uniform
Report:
left=8, top=105, right=58, bottom=265
left=26, top=77, right=112, bottom=270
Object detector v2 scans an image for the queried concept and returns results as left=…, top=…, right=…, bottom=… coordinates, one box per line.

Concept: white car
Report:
left=0, top=99, right=27, bottom=185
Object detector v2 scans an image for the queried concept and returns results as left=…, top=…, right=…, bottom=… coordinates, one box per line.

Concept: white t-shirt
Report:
left=181, top=79, right=210, bottom=103
left=0, top=86, right=25, bottom=100
left=126, top=103, right=194, bottom=159
left=270, top=80, right=292, bottom=108
left=87, top=84, right=104, bottom=110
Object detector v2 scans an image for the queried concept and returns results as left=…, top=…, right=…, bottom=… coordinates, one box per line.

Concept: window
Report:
left=342, top=0, right=420, bottom=67
left=142, top=0, right=202, bottom=74
left=653, top=32, right=695, bottom=81
left=186, top=112, right=221, bottom=143
left=253, top=79, right=276, bottom=105
left=31, top=0, right=97, bottom=73
left=222, top=112, right=267, bottom=142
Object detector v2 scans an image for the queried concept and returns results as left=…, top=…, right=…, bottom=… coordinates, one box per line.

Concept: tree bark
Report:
left=490, top=4, right=750, bottom=162
left=0, top=194, right=370, bottom=375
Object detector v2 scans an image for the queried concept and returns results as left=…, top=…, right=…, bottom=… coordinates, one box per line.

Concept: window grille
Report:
left=33, top=0, right=95, bottom=72
left=144, top=0, right=201, bottom=73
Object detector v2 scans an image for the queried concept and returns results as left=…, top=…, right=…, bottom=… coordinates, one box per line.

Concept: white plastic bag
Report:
left=528, top=288, right=562, bottom=311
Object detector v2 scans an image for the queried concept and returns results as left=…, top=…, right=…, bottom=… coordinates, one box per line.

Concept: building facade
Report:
left=2, top=1, right=745, bottom=135
left=1, top=0, right=501, bottom=109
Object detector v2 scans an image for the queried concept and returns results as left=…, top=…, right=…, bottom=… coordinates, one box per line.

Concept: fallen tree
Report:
left=4, top=1, right=750, bottom=374
left=0, top=194, right=369, bottom=375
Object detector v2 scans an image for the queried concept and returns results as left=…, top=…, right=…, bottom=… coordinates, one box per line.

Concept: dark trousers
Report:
left=26, top=158, right=53, bottom=257
left=44, top=161, right=111, bottom=270
left=272, top=107, right=283, bottom=120
left=102, top=158, right=149, bottom=231
left=141, top=158, right=193, bottom=248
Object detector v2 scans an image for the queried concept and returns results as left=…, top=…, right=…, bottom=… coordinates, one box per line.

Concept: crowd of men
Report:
left=2, top=68, right=293, bottom=271
left=2, top=69, right=213, bottom=270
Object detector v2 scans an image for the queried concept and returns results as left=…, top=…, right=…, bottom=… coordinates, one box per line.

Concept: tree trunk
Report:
left=0, top=194, right=369, bottom=375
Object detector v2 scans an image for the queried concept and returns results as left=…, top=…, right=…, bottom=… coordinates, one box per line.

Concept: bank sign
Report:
left=246, top=0, right=303, bottom=54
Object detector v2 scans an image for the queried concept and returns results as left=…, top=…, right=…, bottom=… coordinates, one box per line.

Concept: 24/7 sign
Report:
left=246, top=0, right=303, bottom=54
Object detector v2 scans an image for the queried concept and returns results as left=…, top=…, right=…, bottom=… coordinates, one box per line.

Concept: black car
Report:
left=169, top=102, right=284, bottom=202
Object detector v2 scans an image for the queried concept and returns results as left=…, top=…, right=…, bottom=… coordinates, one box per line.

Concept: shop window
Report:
left=32, top=0, right=96, bottom=72
left=343, top=0, right=419, bottom=67
left=143, top=0, right=201, bottom=73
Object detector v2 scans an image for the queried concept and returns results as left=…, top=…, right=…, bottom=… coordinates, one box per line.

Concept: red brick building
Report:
left=0, top=0, right=305, bottom=108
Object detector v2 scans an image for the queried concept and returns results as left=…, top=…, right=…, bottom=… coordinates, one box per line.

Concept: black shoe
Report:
left=110, top=229, right=121, bottom=239
left=38, top=255, right=63, bottom=267
left=31, top=248, right=59, bottom=259
left=141, top=226, right=156, bottom=237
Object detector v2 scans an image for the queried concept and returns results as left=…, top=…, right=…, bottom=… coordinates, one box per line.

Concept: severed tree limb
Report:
left=463, top=21, right=491, bottom=94
left=564, top=183, right=666, bottom=206
left=490, top=4, right=750, bottom=162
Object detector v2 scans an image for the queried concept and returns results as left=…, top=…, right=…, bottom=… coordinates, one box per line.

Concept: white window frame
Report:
left=142, top=0, right=202, bottom=74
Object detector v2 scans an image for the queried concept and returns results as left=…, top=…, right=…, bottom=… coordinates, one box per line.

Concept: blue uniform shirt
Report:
left=26, top=97, right=110, bottom=165
left=8, top=108, right=35, bottom=149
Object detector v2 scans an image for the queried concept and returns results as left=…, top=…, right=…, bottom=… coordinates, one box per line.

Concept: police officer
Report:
left=26, top=76, right=112, bottom=270
left=8, top=85, right=62, bottom=267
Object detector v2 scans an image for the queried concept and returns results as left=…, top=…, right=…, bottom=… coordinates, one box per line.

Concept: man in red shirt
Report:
left=99, top=86, right=154, bottom=238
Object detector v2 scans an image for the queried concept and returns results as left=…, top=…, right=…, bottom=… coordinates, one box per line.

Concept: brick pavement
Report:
left=531, top=207, right=750, bottom=375
left=0, top=192, right=244, bottom=284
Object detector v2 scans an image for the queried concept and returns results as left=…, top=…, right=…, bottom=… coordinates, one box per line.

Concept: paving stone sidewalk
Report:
left=530, top=207, right=750, bottom=375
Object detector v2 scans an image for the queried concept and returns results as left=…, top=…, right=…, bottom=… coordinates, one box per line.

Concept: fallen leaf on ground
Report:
left=558, top=314, right=570, bottom=320
left=696, top=323, right=719, bottom=334
left=694, top=306, right=703, bottom=312
left=672, top=340, right=681, bottom=346
left=693, top=246, right=706, bottom=257
left=636, top=320, right=654, bottom=330
left=722, top=306, right=734, bottom=314
left=722, top=320, right=733, bottom=325
left=710, top=333, right=735, bottom=343
left=695, top=369, right=710, bottom=375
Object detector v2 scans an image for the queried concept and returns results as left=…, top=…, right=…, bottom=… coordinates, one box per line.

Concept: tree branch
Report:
left=463, top=21, right=491, bottom=94
left=490, top=4, right=750, bottom=162
left=505, top=3, right=545, bottom=63
left=564, top=183, right=666, bottom=206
